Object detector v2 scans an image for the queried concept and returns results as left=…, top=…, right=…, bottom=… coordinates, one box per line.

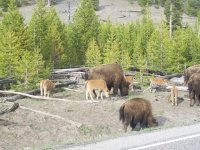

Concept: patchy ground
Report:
left=1, top=77, right=200, bottom=150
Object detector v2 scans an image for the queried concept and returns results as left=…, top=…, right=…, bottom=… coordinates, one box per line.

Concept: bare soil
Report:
left=1, top=77, right=200, bottom=150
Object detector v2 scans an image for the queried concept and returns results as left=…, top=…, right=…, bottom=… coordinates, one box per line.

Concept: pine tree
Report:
left=0, top=0, right=26, bottom=77
left=120, top=49, right=132, bottom=71
left=186, top=0, right=200, bottom=16
left=44, top=7, right=65, bottom=68
left=70, top=0, right=99, bottom=65
left=103, top=29, right=120, bottom=64
left=98, top=20, right=112, bottom=53
left=164, top=0, right=183, bottom=31
left=63, top=25, right=79, bottom=67
left=27, top=0, right=48, bottom=63
left=1, top=0, right=28, bottom=50
left=91, top=0, right=99, bottom=10
left=0, top=31, right=20, bottom=77
left=146, top=22, right=172, bottom=72
left=167, top=27, right=187, bottom=73
left=15, top=49, right=46, bottom=89
left=85, top=38, right=102, bottom=66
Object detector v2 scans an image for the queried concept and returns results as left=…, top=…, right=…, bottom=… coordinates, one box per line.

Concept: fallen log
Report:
left=0, top=90, right=99, bottom=103
left=20, top=106, right=82, bottom=128
left=166, top=86, right=188, bottom=92
left=162, top=74, right=183, bottom=80
left=1, top=80, right=77, bottom=102
left=53, top=67, right=88, bottom=74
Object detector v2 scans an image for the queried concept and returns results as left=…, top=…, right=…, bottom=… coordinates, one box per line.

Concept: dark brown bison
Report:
left=119, top=98, right=158, bottom=132
left=85, top=63, right=130, bottom=96
left=187, top=73, right=200, bottom=106
left=184, top=64, right=200, bottom=85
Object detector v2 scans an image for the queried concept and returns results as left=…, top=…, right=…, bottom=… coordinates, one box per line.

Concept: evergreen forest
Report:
left=0, top=0, right=200, bottom=90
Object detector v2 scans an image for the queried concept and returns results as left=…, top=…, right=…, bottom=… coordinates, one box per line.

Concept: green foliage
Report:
left=0, top=0, right=8, bottom=11
left=164, top=0, right=183, bottom=31
left=103, top=28, right=120, bottom=64
left=44, top=7, right=65, bottom=68
left=15, top=49, right=47, bottom=89
left=0, top=31, right=20, bottom=77
left=91, top=0, right=99, bottom=10
left=185, top=0, right=200, bottom=16
left=0, top=0, right=47, bottom=90
left=98, top=20, right=113, bottom=53
left=138, top=0, right=150, bottom=6
left=70, top=0, right=99, bottom=65
left=85, top=38, right=102, bottom=67
left=146, top=22, right=172, bottom=72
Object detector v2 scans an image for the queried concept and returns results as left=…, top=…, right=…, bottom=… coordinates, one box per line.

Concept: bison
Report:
left=168, top=86, right=178, bottom=106
left=184, top=64, right=200, bottom=85
left=85, top=79, right=110, bottom=101
left=119, top=98, right=158, bottom=132
left=85, top=63, right=130, bottom=96
left=187, top=73, right=200, bottom=106
left=40, top=79, right=55, bottom=97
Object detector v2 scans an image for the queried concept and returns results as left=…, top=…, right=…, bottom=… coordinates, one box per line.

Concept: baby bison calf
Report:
left=119, top=98, right=158, bottom=132
left=168, top=86, right=178, bottom=106
left=40, top=79, right=55, bottom=97
left=85, top=79, right=110, bottom=102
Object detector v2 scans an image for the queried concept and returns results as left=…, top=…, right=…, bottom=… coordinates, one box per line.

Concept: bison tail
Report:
left=119, top=104, right=125, bottom=122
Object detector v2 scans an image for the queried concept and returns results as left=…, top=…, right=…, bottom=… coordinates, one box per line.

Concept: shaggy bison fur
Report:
left=188, top=73, right=200, bottom=106
left=184, top=64, right=200, bottom=85
left=85, top=63, right=129, bottom=96
left=119, top=98, right=158, bottom=132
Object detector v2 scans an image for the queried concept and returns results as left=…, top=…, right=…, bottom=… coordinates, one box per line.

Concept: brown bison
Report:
left=119, top=98, right=158, bottom=132
left=85, top=63, right=130, bottom=96
left=40, top=79, right=55, bottom=97
left=184, top=64, right=200, bottom=85
left=187, top=73, right=200, bottom=106
left=85, top=79, right=110, bottom=101
left=168, top=86, right=178, bottom=106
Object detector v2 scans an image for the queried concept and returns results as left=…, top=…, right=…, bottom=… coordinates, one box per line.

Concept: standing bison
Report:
left=85, top=63, right=129, bottom=96
left=119, top=98, right=158, bottom=132
left=184, top=64, right=200, bottom=85
left=188, top=73, right=200, bottom=106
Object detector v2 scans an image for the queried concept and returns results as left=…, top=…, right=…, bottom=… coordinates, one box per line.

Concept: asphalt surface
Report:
left=55, top=123, right=200, bottom=150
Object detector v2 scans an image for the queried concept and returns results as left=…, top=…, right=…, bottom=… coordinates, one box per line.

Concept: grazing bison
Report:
left=85, top=79, right=110, bottom=101
left=85, top=63, right=129, bottom=96
left=184, top=64, right=200, bottom=85
left=187, top=73, right=200, bottom=106
left=119, top=98, right=158, bottom=132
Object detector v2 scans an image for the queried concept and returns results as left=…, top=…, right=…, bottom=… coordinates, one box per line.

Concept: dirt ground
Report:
left=1, top=77, right=200, bottom=150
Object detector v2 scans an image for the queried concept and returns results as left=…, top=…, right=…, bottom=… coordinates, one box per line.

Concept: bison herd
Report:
left=40, top=63, right=200, bottom=132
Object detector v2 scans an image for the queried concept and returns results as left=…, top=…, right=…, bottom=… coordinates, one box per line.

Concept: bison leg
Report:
left=189, top=91, right=195, bottom=107
left=92, top=89, right=97, bottom=98
left=123, top=121, right=130, bottom=133
left=113, top=83, right=119, bottom=95
left=195, top=94, right=200, bottom=106
left=123, top=113, right=132, bottom=132
left=88, top=90, right=94, bottom=102
left=130, top=120, right=137, bottom=130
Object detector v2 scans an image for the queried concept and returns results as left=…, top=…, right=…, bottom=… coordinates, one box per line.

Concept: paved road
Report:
left=55, top=123, right=200, bottom=150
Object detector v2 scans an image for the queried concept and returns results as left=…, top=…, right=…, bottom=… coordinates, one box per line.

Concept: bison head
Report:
left=148, top=118, right=158, bottom=127
left=119, top=78, right=130, bottom=96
